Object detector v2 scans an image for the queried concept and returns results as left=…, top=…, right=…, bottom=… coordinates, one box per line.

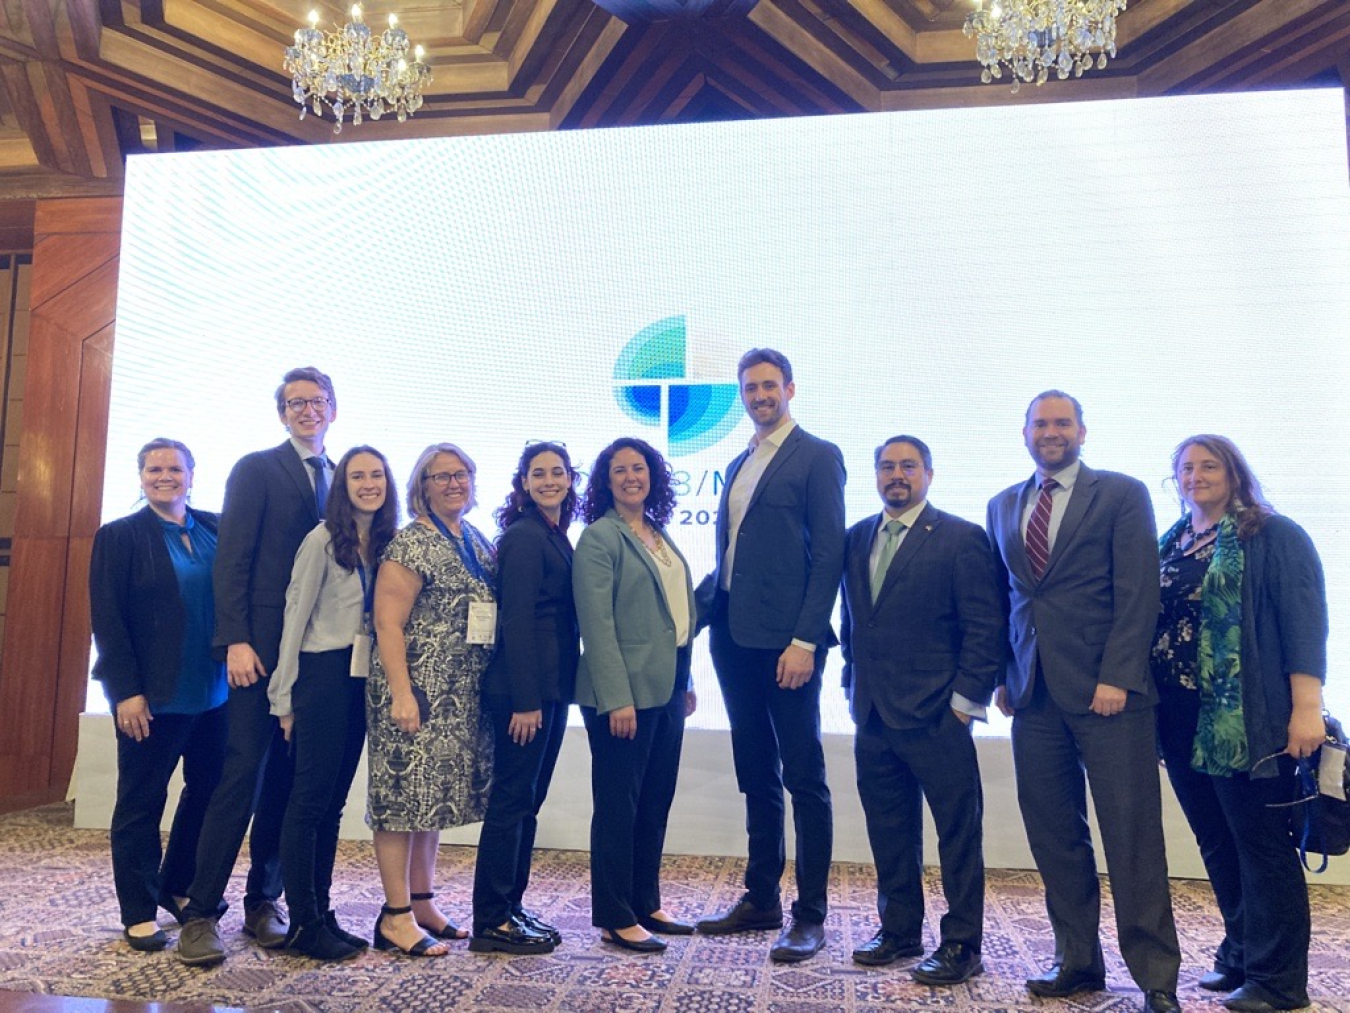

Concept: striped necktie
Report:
left=1025, top=478, right=1059, bottom=579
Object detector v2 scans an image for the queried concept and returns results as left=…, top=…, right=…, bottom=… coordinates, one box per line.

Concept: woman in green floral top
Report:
left=1151, top=435, right=1326, bottom=1013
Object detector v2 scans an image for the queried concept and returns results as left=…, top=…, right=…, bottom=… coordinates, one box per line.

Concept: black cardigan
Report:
left=90, top=505, right=221, bottom=708
left=1238, top=514, right=1328, bottom=776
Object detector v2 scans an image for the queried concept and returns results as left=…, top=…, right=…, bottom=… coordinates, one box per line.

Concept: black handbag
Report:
left=1286, top=712, right=1350, bottom=872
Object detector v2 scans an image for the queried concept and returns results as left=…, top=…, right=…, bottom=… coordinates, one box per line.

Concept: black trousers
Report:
left=472, top=697, right=568, bottom=933
left=182, top=677, right=294, bottom=920
left=709, top=615, right=833, bottom=924
left=582, top=686, right=685, bottom=928
left=1157, top=686, right=1310, bottom=1007
left=855, top=707, right=984, bottom=949
left=1010, top=677, right=1180, bottom=992
left=110, top=706, right=227, bottom=927
left=279, top=649, right=367, bottom=928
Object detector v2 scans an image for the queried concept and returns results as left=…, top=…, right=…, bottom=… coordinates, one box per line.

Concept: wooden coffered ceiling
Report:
left=0, top=0, right=1348, bottom=203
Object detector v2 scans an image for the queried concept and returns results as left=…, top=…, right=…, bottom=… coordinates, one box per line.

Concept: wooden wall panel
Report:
left=0, top=197, right=118, bottom=802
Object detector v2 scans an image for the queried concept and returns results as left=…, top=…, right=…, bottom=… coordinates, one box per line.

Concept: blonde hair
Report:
left=406, top=442, right=478, bottom=519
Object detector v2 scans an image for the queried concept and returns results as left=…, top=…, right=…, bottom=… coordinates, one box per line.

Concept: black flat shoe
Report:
left=373, top=905, right=447, bottom=957
left=285, top=919, right=361, bottom=962
left=638, top=914, right=695, bottom=935
left=468, top=919, right=555, bottom=955
left=600, top=929, right=666, bottom=953
left=123, top=927, right=168, bottom=952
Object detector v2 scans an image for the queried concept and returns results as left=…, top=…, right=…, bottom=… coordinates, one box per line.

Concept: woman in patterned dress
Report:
left=1151, top=435, right=1326, bottom=1012
left=367, top=442, right=495, bottom=957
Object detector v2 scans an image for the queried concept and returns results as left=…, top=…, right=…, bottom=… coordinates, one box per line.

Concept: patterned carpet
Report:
left=1, top=804, right=1347, bottom=1013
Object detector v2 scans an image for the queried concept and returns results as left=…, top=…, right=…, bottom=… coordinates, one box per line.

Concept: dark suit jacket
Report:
left=986, top=462, right=1161, bottom=715
left=90, top=505, right=221, bottom=708
left=705, top=424, right=846, bottom=650
left=840, top=502, right=1004, bottom=730
left=212, top=441, right=321, bottom=672
left=483, top=507, right=579, bottom=710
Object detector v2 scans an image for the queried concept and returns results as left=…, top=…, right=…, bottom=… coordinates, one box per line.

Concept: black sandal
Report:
left=372, top=904, right=446, bottom=957
left=410, top=891, right=468, bottom=940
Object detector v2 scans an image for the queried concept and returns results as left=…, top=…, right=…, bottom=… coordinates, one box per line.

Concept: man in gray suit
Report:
left=985, top=391, right=1181, bottom=1013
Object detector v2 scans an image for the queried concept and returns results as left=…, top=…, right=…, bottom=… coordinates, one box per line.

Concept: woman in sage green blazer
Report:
left=574, top=437, right=697, bottom=954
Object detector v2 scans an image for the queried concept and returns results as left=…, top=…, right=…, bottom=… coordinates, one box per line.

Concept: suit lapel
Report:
left=276, top=441, right=320, bottom=525
left=1007, top=478, right=1038, bottom=585
left=1043, top=464, right=1097, bottom=579
left=746, top=425, right=802, bottom=513
left=610, top=511, right=664, bottom=596
left=875, top=504, right=938, bottom=606
left=717, top=448, right=749, bottom=558
left=850, top=515, right=880, bottom=614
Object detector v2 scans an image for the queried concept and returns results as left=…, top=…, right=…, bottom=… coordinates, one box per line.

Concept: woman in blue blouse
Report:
left=91, top=438, right=228, bottom=952
left=1151, top=435, right=1327, bottom=1013
left=270, top=446, right=399, bottom=960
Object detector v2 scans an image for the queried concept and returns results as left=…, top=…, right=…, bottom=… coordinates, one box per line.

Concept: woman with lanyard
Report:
left=91, top=437, right=228, bottom=952
left=368, top=441, right=496, bottom=956
left=269, top=445, right=399, bottom=960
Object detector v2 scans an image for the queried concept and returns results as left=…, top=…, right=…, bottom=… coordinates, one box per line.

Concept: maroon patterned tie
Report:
left=1025, top=478, right=1059, bottom=580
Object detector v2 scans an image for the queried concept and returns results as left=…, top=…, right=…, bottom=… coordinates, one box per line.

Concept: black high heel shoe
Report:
left=372, top=905, right=446, bottom=957
left=409, top=891, right=468, bottom=940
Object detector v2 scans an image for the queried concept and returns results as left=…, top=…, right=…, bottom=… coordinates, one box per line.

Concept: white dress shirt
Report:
left=1020, top=458, right=1082, bottom=553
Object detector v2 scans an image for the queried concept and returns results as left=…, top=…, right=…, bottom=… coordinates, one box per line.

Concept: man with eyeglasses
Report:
left=177, top=367, right=339, bottom=966
left=839, top=436, right=1003, bottom=985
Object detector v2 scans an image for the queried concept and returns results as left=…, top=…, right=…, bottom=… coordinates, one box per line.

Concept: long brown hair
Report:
left=1171, top=434, right=1274, bottom=541
left=327, top=445, right=399, bottom=570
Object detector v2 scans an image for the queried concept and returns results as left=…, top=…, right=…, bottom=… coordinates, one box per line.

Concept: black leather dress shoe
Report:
left=1200, top=970, right=1244, bottom=993
left=769, top=919, right=825, bottom=964
left=1026, top=964, right=1107, bottom=998
left=1144, top=990, right=1182, bottom=1013
left=912, top=942, right=983, bottom=985
left=468, top=919, right=555, bottom=955
left=516, top=910, right=562, bottom=945
left=851, top=930, right=924, bottom=967
left=639, top=914, right=695, bottom=935
left=1222, top=984, right=1307, bottom=1012
left=696, top=899, right=784, bottom=935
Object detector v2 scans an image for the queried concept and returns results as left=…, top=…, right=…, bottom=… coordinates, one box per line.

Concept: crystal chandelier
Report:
left=284, top=6, right=432, bottom=133
left=963, top=0, right=1127, bottom=92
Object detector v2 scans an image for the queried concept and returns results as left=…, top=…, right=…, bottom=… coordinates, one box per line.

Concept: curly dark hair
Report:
left=495, top=441, right=579, bottom=533
left=327, top=445, right=400, bottom=571
left=580, top=437, right=677, bottom=528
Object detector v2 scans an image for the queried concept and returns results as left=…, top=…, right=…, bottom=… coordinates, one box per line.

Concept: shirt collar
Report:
left=1037, top=459, right=1081, bottom=491
left=882, top=500, right=927, bottom=529
left=748, top=418, right=796, bottom=452
left=289, top=437, right=328, bottom=465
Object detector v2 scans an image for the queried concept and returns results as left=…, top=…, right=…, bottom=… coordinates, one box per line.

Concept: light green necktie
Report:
left=870, top=519, right=905, bottom=602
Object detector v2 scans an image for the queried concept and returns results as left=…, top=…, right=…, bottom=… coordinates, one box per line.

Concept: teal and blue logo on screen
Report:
left=614, top=316, right=740, bottom=457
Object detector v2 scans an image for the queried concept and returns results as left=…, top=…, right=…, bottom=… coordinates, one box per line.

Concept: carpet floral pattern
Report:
left=1, top=805, right=1347, bottom=1012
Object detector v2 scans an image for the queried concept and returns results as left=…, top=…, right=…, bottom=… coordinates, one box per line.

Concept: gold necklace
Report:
left=626, top=518, right=673, bottom=566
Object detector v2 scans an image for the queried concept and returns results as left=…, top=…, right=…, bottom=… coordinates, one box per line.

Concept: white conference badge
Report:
left=351, top=632, right=373, bottom=677
left=467, top=600, right=497, bottom=646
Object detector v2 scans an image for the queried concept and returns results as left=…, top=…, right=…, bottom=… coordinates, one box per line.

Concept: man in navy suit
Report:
left=695, top=348, right=846, bottom=963
left=840, top=435, right=1002, bottom=984
left=985, top=391, right=1181, bottom=1013
left=177, top=367, right=338, bottom=966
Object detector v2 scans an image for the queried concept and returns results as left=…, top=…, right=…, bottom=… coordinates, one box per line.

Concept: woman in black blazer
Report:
left=90, top=438, right=229, bottom=952
left=470, top=442, right=579, bottom=955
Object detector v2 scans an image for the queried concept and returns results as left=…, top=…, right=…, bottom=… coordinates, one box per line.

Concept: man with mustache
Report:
left=696, top=348, right=846, bottom=963
left=985, top=391, right=1181, bottom=1013
left=839, top=436, right=1003, bottom=984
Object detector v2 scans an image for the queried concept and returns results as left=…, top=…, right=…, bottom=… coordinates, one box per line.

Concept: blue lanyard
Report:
left=427, top=513, right=490, bottom=584
left=356, top=562, right=375, bottom=621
